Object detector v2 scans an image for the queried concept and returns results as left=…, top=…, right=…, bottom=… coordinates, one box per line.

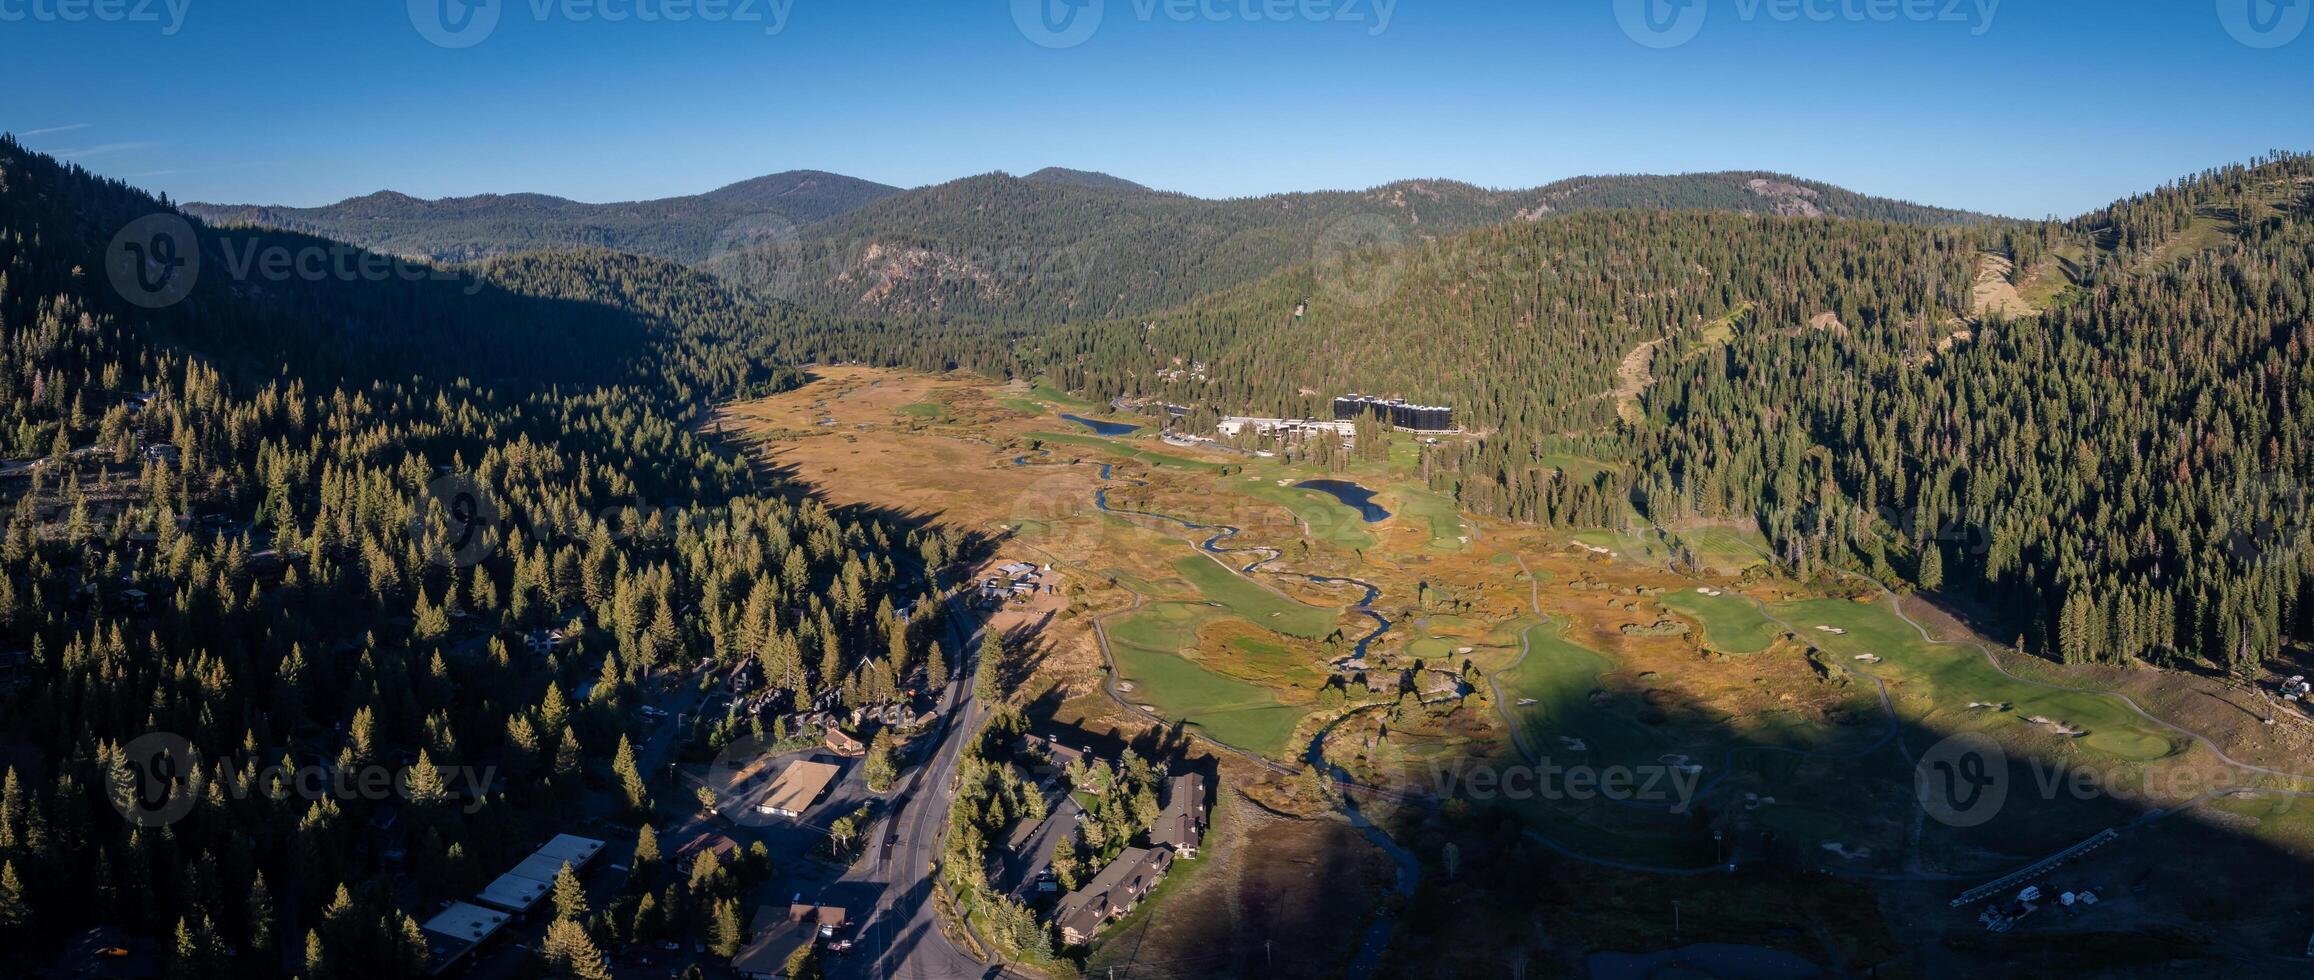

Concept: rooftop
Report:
left=759, top=759, right=842, bottom=815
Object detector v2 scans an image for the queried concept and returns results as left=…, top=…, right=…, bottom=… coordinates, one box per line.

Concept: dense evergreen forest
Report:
left=0, top=137, right=965, bottom=976
left=1019, top=154, right=2314, bottom=676
left=184, top=170, right=903, bottom=265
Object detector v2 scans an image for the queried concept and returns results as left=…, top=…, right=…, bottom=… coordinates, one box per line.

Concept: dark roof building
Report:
left=1152, top=773, right=1209, bottom=858
left=1053, top=846, right=1174, bottom=946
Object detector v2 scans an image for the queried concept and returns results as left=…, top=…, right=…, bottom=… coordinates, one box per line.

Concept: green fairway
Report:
left=1770, top=598, right=2182, bottom=762
left=1235, top=480, right=1378, bottom=551
left=1388, top=483, right=1470, bottom=550
left=1659, top=589, right=1783, bottom=654
left=1492, top=623, right=1672, bottom=771
left=1171, top=555, right=1340, bottom=639
left=1107, top=602, right=1304, bottom=756
left=1026, top=431, right=1224, bottom=472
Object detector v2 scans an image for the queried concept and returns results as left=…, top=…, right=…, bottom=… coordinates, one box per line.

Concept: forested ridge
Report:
left=184, top=169, right=903, bottom=266
left=0, top=137, right=965, bottom=976
left=1010, top=154, right=2314, bottom=674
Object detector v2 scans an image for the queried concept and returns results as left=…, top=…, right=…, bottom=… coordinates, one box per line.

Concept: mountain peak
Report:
left=1022, top=167, right=1153, bottom=194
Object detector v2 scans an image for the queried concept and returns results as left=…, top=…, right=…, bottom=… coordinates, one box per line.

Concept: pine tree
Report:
left=613, top=735, right=650, bottom=817
left=709, top=898, right=744, bottom=957
left=0, top=859, right=30, bottom=935
left=552, top=861, right=589, bottom=922
left=541, top=918, right=612, bottom=980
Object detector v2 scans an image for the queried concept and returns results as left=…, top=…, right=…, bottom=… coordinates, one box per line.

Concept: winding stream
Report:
left=1022, top=454, right=1418, bottom=976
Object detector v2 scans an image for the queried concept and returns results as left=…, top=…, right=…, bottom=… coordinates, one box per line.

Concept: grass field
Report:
left=1026, top=431, right=1224, bottom=472
left=1235, top=478, right=1379, bottom=551
left=1172, top=555, right=1340, bottom=639
left=1659, top=589, right=1783, bottom=654
left=1772, top=597, right=2182, bottom=763
left=1493, top=622, right=1673, bottom=771
left=1107, top=601, right=1306, bottom=755
left=897, top=401, right=943, bottom=418
left=1387, top=483, right=1470, bottom=550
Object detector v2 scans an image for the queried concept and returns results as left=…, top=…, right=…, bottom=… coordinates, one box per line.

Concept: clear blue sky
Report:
left=1, top=0, right=2307, bottom=217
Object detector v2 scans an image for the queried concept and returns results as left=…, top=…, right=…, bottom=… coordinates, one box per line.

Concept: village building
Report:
left=757, top=760, right=842, bottom=818
left=1151, top=773, right=1209, bottom=859
left=1054, top=846, right=1175, bottom=946
left=417, top=901, right=510, bottom=976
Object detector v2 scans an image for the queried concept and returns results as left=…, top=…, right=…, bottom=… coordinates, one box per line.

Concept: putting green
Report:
left=1659, top=589, right=1783, bottom=654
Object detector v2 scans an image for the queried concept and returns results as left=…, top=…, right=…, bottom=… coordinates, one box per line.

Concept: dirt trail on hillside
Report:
left=1970, top=252, right=2039, bottom=320
left=1609, top=337, right=1668, bottom=425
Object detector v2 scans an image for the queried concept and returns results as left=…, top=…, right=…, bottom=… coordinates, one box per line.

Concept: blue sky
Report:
left=0, top=0, right=2307, bottom=217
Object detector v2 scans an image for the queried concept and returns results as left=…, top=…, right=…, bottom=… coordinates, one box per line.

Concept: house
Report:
left=418, top=901, right=510, bottom=976
left=757, top=760, right=841, bottom=818
left=523, top=629, right=566, bottom=657
left=824, top=725, right=867, bottom=757
left=472, top=834, right=606, bottom=916
left=1054, top=846, right=1174, bottom=945
left=1016, top=733, right=1087, bottom=774
left=1152, top=773, right=1208, bottom=859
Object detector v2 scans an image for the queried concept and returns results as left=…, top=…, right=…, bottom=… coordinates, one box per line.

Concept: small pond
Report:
left=1295, top=479, right=1390, bottom=523
left=1060, top=414, right=1141, bottom=437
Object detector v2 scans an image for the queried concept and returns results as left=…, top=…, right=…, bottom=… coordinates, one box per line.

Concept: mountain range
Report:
left=189, top=167, right=1992, bottom=324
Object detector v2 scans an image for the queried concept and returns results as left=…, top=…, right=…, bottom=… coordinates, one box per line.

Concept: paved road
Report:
left=833, top=593, right=1009, bottom=980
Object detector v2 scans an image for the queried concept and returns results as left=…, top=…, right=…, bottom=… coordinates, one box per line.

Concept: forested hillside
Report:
left=0, top=137, right=961, bottom=975
left=1638, top=155, right=2314, bottom=672
left=184, top=169, right=901, bottom=265
left=707, top=169, right=1985, bottom=325
left=1018, top=153, right=2314, bottom=675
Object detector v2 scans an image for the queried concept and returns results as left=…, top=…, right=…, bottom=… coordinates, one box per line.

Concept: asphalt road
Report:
left=832, top=593, right=1007, bottom=980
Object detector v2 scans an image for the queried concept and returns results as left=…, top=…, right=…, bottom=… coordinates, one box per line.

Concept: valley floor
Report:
left=720, top=366, right=2314, bottom=978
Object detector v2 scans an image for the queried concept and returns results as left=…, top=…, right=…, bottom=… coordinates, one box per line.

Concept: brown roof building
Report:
left=1151, top=773, right=1208, bottom=858
left=1053, top=846, right=1174, bottom=946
